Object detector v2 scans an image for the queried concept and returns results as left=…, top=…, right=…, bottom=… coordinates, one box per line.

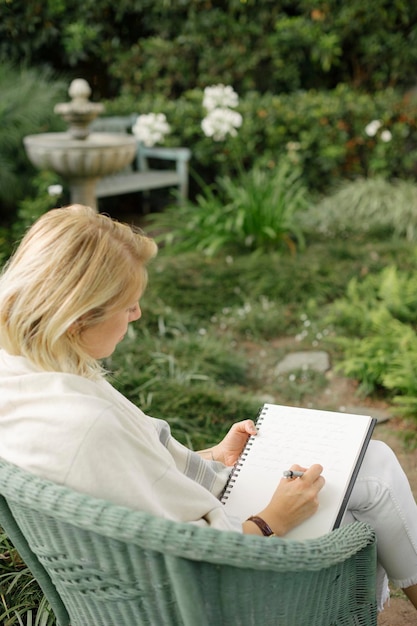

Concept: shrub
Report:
left=302, top=177, right=417, bottom=242
left=148, top=158, right=309, bottom=255
left=101, top=85, right=417, bottom=196
left=0, top=63, right=66, bottom=222
left=326, top=265, right=417, bottom=441
left=0, top=172, right=65, bottom=266
left=3, top=1, right=417, bottom=97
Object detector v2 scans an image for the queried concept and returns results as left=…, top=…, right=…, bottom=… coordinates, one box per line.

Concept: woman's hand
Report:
left=198, top=419, right=257, bottom=466
left=243, top=464, right=325, bottom=536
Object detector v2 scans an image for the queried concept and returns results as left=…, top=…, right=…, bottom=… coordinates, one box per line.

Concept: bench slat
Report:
left=96, top=171, right=183, bottom=198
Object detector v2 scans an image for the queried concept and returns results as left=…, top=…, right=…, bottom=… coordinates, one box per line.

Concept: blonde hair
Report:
left=0, top=204, right=157, bottom=378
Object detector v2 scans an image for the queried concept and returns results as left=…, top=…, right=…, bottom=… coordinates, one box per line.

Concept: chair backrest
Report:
left=0, top=458, right=377, bottom=626
left=0, top=490, right=70, bottom=625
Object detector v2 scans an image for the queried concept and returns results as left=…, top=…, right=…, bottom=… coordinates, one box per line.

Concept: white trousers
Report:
left=343, top=439, right=417, bottom=609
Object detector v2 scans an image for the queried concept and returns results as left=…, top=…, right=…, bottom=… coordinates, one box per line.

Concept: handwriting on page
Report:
left=248, top=411, right=357, bottom=476
left=242, top=410, right=366, bottom=477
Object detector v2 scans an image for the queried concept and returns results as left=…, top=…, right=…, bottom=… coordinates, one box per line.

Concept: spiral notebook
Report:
left=221, top=403, right=376, bottom=540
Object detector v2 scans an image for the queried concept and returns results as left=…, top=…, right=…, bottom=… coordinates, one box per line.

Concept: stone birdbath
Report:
left=23, top=78, right=137, bottom=211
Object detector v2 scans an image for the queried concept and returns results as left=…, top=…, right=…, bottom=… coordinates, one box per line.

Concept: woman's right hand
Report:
left=243, top=464, right=325, bottom=536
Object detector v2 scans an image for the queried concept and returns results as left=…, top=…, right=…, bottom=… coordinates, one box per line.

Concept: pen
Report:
left=283, top=470, right=304, bottom=478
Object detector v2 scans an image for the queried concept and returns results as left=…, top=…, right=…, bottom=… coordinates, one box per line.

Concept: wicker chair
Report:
left=0, top=458, right=377, bottom=626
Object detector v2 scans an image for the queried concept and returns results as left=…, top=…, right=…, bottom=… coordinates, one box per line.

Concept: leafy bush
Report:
left=0, top=172, right=65, bottom=265
left=3, top=1, right=417, bottom=98
left=149, top=158, right=309, bottom=255
left=0, top=63, right=66, bottom=222
left=101, top=84, right=417, bottom=196
left=331, top=308, right=417, bottom=395
left=327, top=266, right=417, bottom=334
left=326, top=265, right=417, bottom=438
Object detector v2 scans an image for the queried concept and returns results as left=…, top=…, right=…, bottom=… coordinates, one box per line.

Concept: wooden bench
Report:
left=90, top=115, right=191, bottom=205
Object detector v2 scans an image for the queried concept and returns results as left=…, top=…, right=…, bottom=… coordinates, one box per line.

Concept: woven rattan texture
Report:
left=0, top=458, right=377, bottom=625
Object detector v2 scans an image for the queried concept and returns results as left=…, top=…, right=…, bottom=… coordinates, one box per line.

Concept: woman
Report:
left=0, top=204, right=416, bottom=612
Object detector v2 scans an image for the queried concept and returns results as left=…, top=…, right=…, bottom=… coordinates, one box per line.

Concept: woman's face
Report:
left=80, top=296, right=142, bottom=359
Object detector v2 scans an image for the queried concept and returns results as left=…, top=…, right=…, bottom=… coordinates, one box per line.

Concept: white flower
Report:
left=380, top=129, right=392, bottom=142
left=364, top=120, right=382, bottom=137
left=47, top=184, right=63, bottom=197
left=201, top=107, right=243, bottom=141
left=286, top=141, right=301, bottom=151
left=132, top=113, right=171, bottom=147
left=202, top=84, right=239, bottom=111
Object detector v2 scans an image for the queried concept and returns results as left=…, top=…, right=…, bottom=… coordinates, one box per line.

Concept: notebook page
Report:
left=221, top=403, right=374, bottom=540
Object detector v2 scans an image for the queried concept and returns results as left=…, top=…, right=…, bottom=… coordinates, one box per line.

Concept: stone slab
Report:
left=276, top=351, right=331, bottom=375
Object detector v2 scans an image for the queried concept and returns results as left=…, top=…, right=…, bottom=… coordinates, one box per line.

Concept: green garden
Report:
left=2, top=1, right=417, bottom=622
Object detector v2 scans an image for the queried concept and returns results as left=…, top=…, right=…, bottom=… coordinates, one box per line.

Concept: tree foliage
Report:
left=2, top=0, right=417, bottom=99
left=0, top=63, right=66, bottom=218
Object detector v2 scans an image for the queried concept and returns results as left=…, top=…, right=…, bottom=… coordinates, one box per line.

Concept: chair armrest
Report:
left=104, top=513, right=376, bottom=573
left=2, top=459, right=374, bottom=573
left=0, top=458, right=376, bottom=574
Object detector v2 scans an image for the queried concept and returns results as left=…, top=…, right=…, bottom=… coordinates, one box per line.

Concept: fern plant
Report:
left=327, top=265, right=417, bottom=338
left=333, top=308, right=417, bottom=395
left=327, top=264, right=417, bottom=439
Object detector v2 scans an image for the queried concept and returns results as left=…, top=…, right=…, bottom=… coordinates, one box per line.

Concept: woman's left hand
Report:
left=211, top=420, right=257, bottom=466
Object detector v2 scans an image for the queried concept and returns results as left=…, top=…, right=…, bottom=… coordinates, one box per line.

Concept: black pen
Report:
left=283, top=470, right=304, bottom=478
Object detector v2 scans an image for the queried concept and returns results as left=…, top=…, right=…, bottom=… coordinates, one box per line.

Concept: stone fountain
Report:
left=23, top=78, right=137, bottom=210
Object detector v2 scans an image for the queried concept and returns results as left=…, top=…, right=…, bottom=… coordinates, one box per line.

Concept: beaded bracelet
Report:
left=246, top=515, right=275, bottom=537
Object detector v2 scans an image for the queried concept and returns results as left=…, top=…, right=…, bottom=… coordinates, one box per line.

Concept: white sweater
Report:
left=0, top=349, right=240, bottom=531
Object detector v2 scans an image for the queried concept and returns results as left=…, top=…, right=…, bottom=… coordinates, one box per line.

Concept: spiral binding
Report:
left=220, top=404, right=268, bottom=504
